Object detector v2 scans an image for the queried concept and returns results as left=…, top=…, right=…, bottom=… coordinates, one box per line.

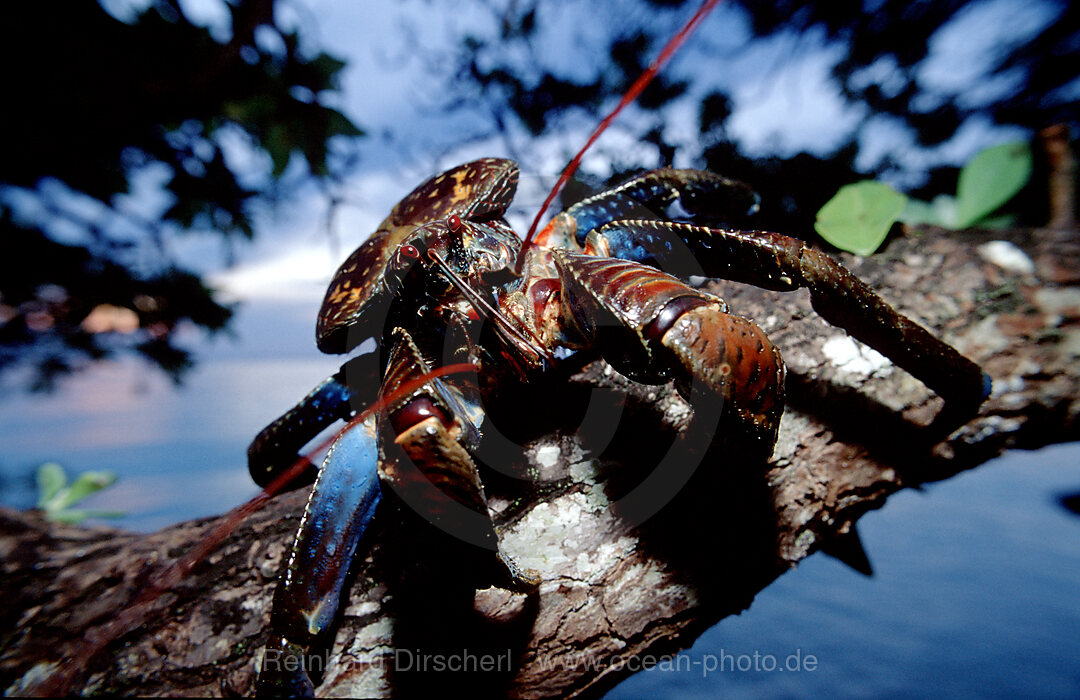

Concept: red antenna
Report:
left=31, top=1, right=724, bottom=692
left=516, top=0, right=723, bottom=273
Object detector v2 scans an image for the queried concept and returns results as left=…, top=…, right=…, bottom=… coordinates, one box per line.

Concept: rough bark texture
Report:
left=2, top=225, right=1079, bottom=698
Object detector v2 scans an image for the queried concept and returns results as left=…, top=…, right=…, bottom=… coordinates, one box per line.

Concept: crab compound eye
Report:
left=446, top=214, right=463, bottom=234
left=400, top=244, right=420, bottom=260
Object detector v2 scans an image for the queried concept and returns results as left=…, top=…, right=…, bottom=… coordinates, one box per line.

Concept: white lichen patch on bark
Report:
left=321, top=616, right=395, bottom=698
left=534, top=445, right=561, bottom=468
left=978, top=240, right=1036, bottom=275
left=341, top=599, right=382, bottom=618
left=770, top=411, right=814, bottom=467
left=1034, top=287, right=1080, bottom=318
left=7, top=662, right=61, bottom=697
left=1061, top=328, right=1080, bottom=358
left=603, top=560, right=698, bottom=640
left=821, top=335, right=893, bottom=377
left=499, top=492, right=635, bottom=582
left=957, top=316, right=1012, bottom=357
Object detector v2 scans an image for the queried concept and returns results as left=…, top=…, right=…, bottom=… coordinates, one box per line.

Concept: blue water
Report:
left=1, top=300, right=1077, bottom=697
left=607, top=444, right=1080, bottom=698
left=0, top=299, right=341, bottom=530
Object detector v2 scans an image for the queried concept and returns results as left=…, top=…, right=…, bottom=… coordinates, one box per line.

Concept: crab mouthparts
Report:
left=427, top=250, right=553, bottom=369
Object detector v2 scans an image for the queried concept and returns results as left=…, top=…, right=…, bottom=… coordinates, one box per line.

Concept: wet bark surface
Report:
left=2, top=225, right=1078, bottom=698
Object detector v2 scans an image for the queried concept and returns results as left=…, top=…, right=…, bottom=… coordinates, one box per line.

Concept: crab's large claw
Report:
left=256, top=416, right=381, bottom=697
left=317, top=158, right=520, bottom=354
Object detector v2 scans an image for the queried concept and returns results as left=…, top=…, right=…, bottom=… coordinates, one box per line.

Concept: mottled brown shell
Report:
left=316, top=158, right=520, bottom=353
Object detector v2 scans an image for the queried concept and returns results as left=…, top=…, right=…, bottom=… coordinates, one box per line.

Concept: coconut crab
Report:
left=246, top=156, right=990, bottom=694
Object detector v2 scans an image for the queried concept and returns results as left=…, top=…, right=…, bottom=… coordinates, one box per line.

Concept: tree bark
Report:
left=2, top=225, right=1078, bottom=698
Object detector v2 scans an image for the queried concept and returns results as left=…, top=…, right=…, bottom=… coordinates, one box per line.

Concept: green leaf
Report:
left=35, top=462, right=66, bottom=508
left=266, top=123, right=294, bottom=177
left=898, top=198, right=936, bottom=227
left=815, top=181, right=908, bottom=256
left=898, top=194, right=957, bottom=228
left=45, top=508, right=126, bottom=524
left=310, top=53, right=348, bottom=84
left=41, top=470, right=118, bottom=513
left=61, top=471, right=118, bottom=509
left=324, top=107, right=364, bottom=139
left=972, top=212, right=1017, bottom=229
left=954, top=141, right=1032, bottom=229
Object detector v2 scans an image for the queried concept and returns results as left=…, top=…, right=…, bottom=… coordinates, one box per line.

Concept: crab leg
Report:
left=534, top=168, right=759, bottom=251
left=581, top=220, right=991, bottom=416
left=552, top=250, right=786, bottom=459
left=257, top=330, right=539, bottom=695
left=257, top=415, right=382, bottom=697
left=248, top=352, right=380, bottom=488
left=378, top=327, right=540, bottom=591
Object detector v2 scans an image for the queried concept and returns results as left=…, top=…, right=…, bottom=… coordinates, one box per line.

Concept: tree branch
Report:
left=2, top=225, right=1078, bottom=698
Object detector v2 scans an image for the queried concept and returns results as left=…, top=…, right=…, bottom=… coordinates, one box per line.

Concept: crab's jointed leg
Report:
left=248, top=352, right=381, bottom=489
left=534, top=168, right=759, bottom=252
left=552, top=251, right=786, bottom=459
left=257, top=415, right=382, bottom=697
left=582, top=219, right=992, bottom=418
left=256, top=329, right=539, bottom=696
left=378, top=327, right=541, bottom=591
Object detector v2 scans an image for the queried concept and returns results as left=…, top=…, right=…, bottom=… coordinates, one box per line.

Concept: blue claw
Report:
left=278, top=416, right=381, bottom=637
left=248, top=373, right=353, bottom=488
left=258, top=416, right=381, bottom=696
left=564, top=169, right=759, bottom=245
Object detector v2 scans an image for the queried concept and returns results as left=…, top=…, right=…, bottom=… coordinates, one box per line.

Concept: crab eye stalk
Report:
left=385, top=242, right=426, bottom=291
left=447, top=214, right=463, bottom=234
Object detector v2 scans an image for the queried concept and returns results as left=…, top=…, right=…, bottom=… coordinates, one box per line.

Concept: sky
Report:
left=101, top=0, right=1052, bottom=304
left=19, top=0, right=1065, bottom=306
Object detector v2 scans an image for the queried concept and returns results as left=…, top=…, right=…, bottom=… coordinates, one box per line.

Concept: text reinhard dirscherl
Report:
left=260, top=647, right=819, bottom=678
